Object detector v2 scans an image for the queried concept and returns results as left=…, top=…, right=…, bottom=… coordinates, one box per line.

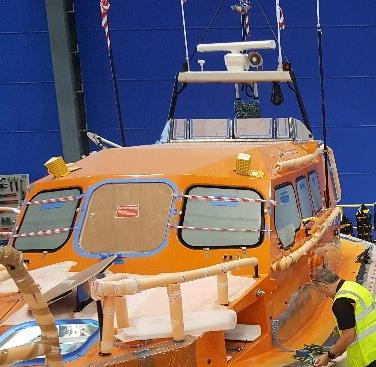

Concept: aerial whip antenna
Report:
left=316, top=0, right=330, bottom=208
left=180, top=0, right=191, bottom=71
left=99, top=0, right=126, bottom=147
left=275, top=0, right=285, bottom=70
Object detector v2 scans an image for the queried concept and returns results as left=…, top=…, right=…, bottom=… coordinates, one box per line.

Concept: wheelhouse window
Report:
left=296, top=177, right=314, bottom=219
left=180, top=187, right=263, bottom=248
left=308, top=171, right=323, bottom=212
left=79, top=182, right=173, bottom=254
left=14, top=188, right=81, bottom=252
left=275, top=184, right=301, bottom=248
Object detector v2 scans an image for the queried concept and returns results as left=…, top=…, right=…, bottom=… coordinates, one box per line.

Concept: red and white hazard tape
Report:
left=13, top=227, right=73, bottom=238
left=27, top=194, right=84, bottom=206
left=168, top=223, right=271, bottom=233
left=173, top=193, right=276, bottom=205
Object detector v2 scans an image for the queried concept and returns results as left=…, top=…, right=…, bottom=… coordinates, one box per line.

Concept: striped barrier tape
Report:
left=27, top=194, right=84, bottom=206
left=173, top=193, right=276, bottom=205
left=13, top=227, right=74, bottom=238
left=168, top=223, right=271, bottom=233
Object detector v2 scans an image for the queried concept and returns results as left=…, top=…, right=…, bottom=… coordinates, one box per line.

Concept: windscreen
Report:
left=79, top=182, right=173, bottom=254
left=14, top=188, right=81, bottom=251
left=180, top=186, right=263, bottom=248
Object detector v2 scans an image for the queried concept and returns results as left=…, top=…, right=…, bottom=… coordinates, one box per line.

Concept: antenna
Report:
left=275, top=0, right=284, bottom=70
left=180, top=0, right=190, bottom=71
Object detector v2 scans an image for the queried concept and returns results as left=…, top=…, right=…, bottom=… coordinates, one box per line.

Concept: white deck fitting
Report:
left=178, top=71, right=292, bottom=84
left=224, top=324, right=261, bottom=342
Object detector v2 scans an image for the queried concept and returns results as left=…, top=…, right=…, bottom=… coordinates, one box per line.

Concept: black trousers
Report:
left=367, top=361, right=376, bottom=367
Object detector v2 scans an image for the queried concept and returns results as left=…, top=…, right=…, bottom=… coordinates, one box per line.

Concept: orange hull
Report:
left=0, top=140, right=364, bottom=366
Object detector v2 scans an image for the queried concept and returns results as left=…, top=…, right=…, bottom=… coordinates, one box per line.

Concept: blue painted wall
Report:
left=1, top=1, right=376, bottom=206
left=0, top=1, right=62, bottom=180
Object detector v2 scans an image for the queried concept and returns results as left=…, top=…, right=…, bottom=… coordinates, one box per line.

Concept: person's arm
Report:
left=314, top=328, right=356, bottom=366
left=315, top=298, right=356, bottom=367
left=329, top=327, right=356, bottom=356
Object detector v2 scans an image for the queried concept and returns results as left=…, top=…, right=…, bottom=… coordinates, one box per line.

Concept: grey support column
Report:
left=45, top=0, right=89, bottom=162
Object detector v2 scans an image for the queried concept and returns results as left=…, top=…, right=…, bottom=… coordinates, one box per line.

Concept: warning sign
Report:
left=115, top=204, right=139, bottom=218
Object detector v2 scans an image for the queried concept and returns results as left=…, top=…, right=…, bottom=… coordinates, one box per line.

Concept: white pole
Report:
left=180, top=0, right=190, bottom=71
left=276, top=0, right=283, bottom=70
left=316, top=0, right=321, bottom=28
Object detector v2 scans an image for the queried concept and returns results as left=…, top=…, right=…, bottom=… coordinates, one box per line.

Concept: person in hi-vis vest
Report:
left=314, top=268, right=376, bottom=367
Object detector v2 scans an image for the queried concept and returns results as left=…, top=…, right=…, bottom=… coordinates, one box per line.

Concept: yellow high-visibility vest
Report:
left=334, top=281, right=376, bottom=367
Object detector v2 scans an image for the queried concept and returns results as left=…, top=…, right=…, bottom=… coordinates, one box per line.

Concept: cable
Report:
left=189, top=0, right=227, bottom=62
left=287, top=82, right=296, bottom=93
left=316, top=0, right=330, bottom=208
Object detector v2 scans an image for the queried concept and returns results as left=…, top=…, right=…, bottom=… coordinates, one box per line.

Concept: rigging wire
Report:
left=189, top=0, right=227, bottom=62
left=287, top=82, right=296, bottom=93
left=316, top=0, right=330, bottom=208
left=254, top=0, right=289, bottom=63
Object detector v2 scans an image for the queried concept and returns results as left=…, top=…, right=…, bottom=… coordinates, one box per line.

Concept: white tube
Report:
left=180, top=0, right=190, bottom=71
left=276, top=0, right=283, bottom=70
left=197, top=41, right=276, bottom=53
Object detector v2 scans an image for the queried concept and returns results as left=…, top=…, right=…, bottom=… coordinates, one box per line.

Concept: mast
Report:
left=275, top=0, right=284, bottom=70
left=231, top=1, right=252, bottom=100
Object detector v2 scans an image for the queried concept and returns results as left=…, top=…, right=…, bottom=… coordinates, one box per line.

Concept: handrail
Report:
left=338, top=203, right=376, bottom=208
left=91, top=257, right=259, bottom=354
left=274, top=147, right=323, bottom=174
left=0, top=246, right=63, bottom=366
left=271, top=207, right=340, bottom=271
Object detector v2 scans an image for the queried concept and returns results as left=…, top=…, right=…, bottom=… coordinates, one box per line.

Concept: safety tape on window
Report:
left=12, top=227, right=75, bottom=238
left=27, top=194, right=85, bottom=206
left=168, top=223, right=271, bottom=233
left=172, top=193, right=276, bottom=205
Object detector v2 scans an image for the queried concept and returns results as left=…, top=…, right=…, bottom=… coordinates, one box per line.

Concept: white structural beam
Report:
left=178, top=71, right=291, bottom=84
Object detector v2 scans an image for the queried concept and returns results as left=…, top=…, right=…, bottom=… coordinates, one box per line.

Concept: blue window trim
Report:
left=73, top=178, right=177, bottom=259
left=0, top=319, right=99, bottom=366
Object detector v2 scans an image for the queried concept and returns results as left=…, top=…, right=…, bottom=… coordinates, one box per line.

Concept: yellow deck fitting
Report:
left=44, top=156, right=69, bottom=178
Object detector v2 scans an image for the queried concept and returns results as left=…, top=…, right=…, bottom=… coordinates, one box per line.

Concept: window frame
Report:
left=273, top=182, right=302, bottom=249
left=13, top=187, right=82, bottom=253
left=74, top=178, right=177, bottom=259
left=178, top=184, right=265, bottom=250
